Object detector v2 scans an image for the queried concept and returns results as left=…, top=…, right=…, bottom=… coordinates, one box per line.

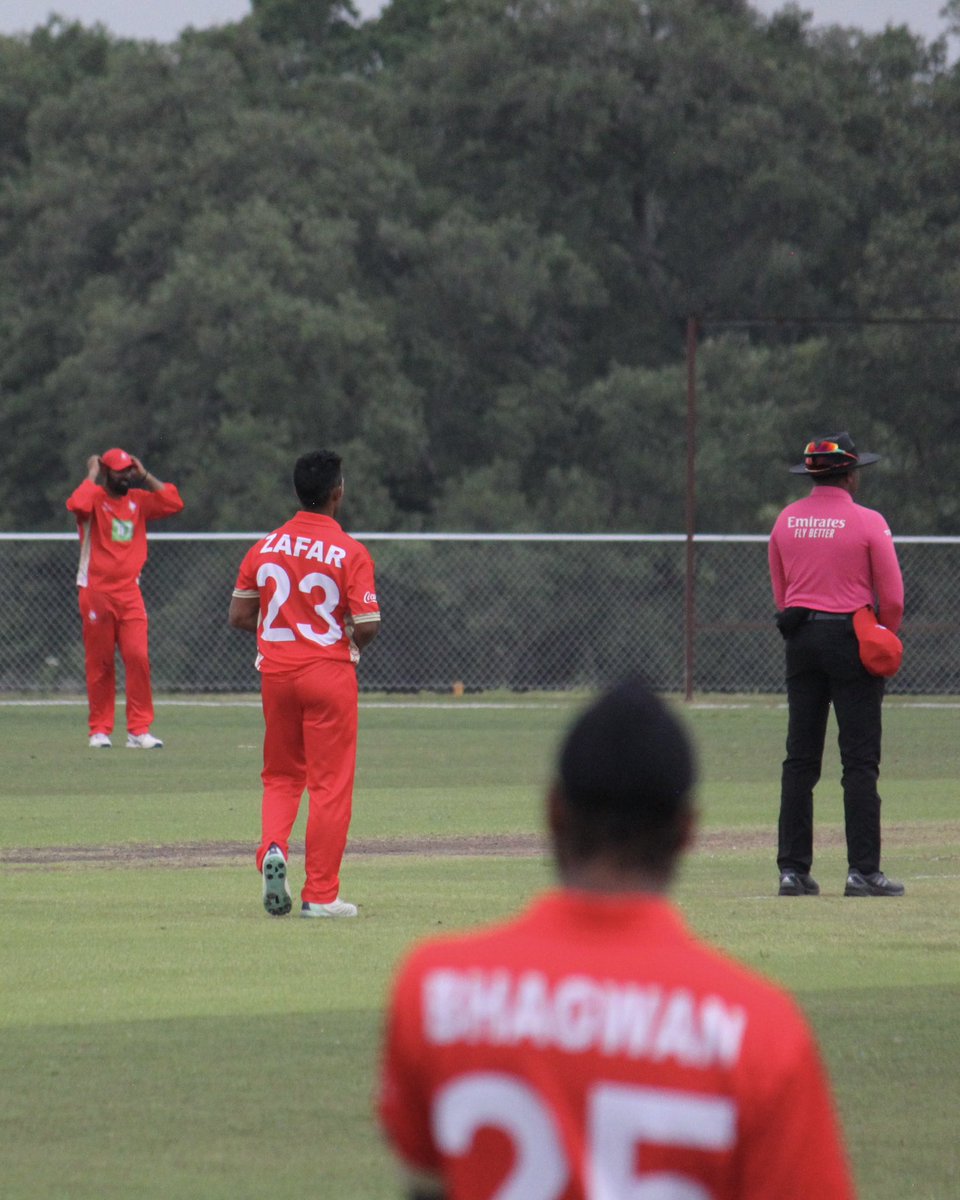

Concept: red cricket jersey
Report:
left=379, top=891, right=857, bottom=1200
left=66, top=480, right=184, bottom=589
left=232, top=511, right=379, bottom=673
left=769, top=486, right=903, bottom=632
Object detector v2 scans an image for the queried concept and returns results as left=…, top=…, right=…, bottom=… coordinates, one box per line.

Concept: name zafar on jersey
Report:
left=258, top=531, right=348, bottom=567
left=423, top=969, right=747, bottom=1069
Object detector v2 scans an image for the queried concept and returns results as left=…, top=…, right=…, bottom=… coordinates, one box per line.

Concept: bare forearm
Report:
left=139, top=471, right=166, bottom=492
left=352, top=620, right=381, bottom=652
left=228, top=595, right=260, bottom=632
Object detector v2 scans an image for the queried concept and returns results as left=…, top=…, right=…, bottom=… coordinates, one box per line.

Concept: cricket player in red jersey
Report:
left=66, top=448, right=184, bottom=749
left=770, top=432, right=905, bottom=899
left=228, top=449, right=380, bottom=919
left=379, top=679, right=857, bottom=1200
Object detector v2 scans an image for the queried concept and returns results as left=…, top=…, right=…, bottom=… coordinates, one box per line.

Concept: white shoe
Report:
left=262, top=844, right=292, bottom=917
left=89, top=733, right=112, bottom=748
left=126, top=732, right=164, bottom=749
left=300, top=898, right=358, bottom=919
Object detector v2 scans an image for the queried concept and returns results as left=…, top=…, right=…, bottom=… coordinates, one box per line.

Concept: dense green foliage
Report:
left=3, top=0, right=960, bottom=533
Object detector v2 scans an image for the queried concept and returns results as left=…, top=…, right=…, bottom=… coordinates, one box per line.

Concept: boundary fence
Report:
left=1, top=532, right=958, bottom=697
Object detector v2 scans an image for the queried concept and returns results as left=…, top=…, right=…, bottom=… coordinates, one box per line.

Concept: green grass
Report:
left=1, top=694, right=959, bottom=1197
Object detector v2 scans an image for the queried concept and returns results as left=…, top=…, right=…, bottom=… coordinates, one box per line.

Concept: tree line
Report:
left=2, top=0, right=960, bottom=536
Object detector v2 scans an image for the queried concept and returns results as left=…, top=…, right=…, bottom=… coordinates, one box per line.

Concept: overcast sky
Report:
left=0, top=1, right=954, bottom=46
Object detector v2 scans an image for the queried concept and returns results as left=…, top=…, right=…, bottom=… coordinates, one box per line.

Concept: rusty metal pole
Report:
left=684, top=317, right=698, bottom=702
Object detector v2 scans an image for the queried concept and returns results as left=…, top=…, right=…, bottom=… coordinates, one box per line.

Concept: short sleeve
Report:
left=736, top=1005, right=856, bottom=1199
left=346, top=546, right=380, bottom=623
left=233, top=543, right=263, bottom=597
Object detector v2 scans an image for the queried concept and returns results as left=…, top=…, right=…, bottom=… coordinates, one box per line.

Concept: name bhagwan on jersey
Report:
left=379, top=893, right=857, bottom=1200
left=423, top=969, right=746, bottom=1068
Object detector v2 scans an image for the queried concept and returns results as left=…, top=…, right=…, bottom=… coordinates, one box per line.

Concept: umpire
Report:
left=769, top=432, right=905, bottom=898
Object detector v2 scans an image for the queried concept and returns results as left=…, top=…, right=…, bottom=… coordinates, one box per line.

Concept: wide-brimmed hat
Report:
left=100, top=447, right=134, bottom=471
left=789, top=432, right=881, bottom=475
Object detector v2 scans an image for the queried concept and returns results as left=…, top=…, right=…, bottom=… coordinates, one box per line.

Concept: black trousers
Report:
left=778, top=616, right=886, bottom=876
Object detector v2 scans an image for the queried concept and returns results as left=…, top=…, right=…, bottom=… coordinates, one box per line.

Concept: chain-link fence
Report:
left=2, top=532, right=958, bottom=695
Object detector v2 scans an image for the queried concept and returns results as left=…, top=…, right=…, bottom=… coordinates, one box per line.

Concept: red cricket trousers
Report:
left=255, top=659, right=359, bottom=904
left=78, top=584, right=154, bottom=736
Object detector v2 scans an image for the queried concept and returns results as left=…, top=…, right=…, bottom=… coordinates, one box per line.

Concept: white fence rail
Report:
left=2, top=532, right=958, bottom=695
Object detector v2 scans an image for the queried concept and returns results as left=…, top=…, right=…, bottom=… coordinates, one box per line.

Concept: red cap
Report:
left=853, top=607, right=903, bottom=677
left=101, top=448, right=133, bottom=471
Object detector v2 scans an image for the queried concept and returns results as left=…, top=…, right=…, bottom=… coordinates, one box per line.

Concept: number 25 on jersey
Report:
left=435, top=1072, right=735, bottom=1200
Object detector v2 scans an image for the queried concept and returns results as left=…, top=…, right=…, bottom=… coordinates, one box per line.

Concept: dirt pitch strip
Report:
left=1, top=834, right=547, bottom=870
left=2, top=822, right=955, bottom=872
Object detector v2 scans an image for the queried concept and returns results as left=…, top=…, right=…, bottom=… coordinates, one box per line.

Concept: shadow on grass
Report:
left=805, top=984, right=960, bottom=1199
left=0, top=1009, right=396, bottom=1200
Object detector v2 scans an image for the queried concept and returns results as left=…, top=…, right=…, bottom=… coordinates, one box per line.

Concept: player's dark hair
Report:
left=294, top=450, right=343, bottom=509
left=556, top=677, right=696, bottom=872
left=810, top=470, right=852, bottom=484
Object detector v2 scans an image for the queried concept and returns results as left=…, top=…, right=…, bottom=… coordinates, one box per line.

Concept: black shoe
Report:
left=778, top=870, right=820, bottom=896
left=844, top=869, right=905, bottom=897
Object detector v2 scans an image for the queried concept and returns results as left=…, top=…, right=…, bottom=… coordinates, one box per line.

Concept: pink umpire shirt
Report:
left=769, top=485, right=904, bottom=632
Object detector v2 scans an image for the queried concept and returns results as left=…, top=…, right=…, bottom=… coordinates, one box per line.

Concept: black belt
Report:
left=808, top=611, right=852, bottom=621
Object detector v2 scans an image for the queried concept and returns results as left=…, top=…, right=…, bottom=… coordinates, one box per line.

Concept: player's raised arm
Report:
left=66, top=445, right=176, bottom=749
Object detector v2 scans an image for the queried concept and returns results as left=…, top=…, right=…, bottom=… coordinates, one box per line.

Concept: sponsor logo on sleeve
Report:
left=363, top=591, right=377, bottom=604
